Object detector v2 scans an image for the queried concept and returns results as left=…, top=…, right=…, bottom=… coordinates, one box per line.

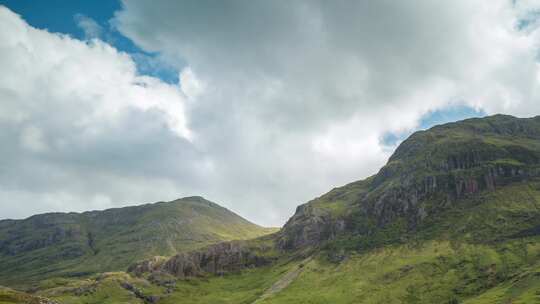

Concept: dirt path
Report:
left=252, top=257, right=312, bottom=303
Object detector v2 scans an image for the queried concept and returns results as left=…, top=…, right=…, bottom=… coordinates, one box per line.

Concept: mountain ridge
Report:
left=0, top=196, right=276, bottom=287
left=0, top=195, right=245, bottom=222
left=277, top=114, right=540, bottom=250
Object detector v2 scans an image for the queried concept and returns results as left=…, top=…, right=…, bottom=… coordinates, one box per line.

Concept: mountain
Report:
left=278, top=114, right=540, bottom=250
left=4, top=114, right=540, bottom=303
left=0, top=196, right=276, bottom=287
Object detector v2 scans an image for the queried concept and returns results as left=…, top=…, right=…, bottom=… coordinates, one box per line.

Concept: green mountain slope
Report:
left=260, top=184, right=540, bottom=303
left=279, top=114, right=540, bottom=251
left=0, top=196, right=276, bottom=287
left=27, top=233, right=540, bottom=304
left=0, top=286, right=58, bottom=304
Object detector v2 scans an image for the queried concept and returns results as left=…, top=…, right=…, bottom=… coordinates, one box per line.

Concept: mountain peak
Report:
left=278, top=114, right=540, bottom=250
left=0, top=196, right=273, bottom=287
left=169, top=195, right=207, bottom=202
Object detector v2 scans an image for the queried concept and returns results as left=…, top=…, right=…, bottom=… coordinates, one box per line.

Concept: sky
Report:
left=0, top=1, right=540, bottom=227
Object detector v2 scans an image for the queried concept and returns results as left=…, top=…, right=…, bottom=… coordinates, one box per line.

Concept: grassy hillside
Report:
left=0, top=286, right=58, bottom=304
left=279, top=114, right=540, bottom=250
left=27, top=236, right=540, bottom=304
left=0, top=196, right=276, bottom=287
left=262, top=182, right=540, bottom=303
left=31, top=181, right=540, bottom=304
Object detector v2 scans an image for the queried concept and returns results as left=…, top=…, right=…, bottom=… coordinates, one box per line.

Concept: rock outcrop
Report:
left=277, top=204, right=345, bottom=250
left=129, top=240, right=274, bottom=279
left=120, top=281, right=160, bottom=304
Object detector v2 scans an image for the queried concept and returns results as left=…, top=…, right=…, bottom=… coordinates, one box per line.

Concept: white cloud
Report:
left=0, top=6, right=196, bottom=219
left=0, top=7, right=191, bottom=139
left=74, top=14, right=102, bottom=40
left=2, top=1, right=540, bottom=227
left=111, top=0, right=540, bottom=225
left=180, top=67, right=205, bottom=100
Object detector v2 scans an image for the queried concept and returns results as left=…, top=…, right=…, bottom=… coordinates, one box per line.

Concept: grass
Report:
left=0, top=286, right=58, bottom=304
left=38, top=273, right=148, bottom=304
left=34, top=263, right=295, bottom=304
left=28, top=237, right=540, bottom=304
left=259, top=238, right=540, bottom=304
left=464, top=264, right=540, bottom=304
left=159, top=263, right=292, bottom=304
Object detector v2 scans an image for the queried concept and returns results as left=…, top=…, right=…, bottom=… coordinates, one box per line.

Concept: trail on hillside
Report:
left=252, top=257, right=312, bottom=303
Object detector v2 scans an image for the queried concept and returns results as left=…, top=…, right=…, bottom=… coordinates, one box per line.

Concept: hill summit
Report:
left=0, top=196, right=275, bottom=286
left=278, top=114, right=540, bottom=250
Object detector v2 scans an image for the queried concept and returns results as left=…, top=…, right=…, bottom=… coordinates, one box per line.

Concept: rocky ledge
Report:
left=129, top=240, right=274, bottom=279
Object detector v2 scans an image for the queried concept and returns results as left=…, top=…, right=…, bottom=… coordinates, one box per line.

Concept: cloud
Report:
left=112, top=0, right=540, bottom=224
left=0, top=6, right=198, bottom=219
left=20, top=125, right=49, bottom=153
left=74, top=14, right=103, bottom=40
left=2, top=1, right=540, bottom=227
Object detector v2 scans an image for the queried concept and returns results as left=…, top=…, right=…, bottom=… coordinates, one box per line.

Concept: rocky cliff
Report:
left=129, top=240, right=276, bottom=279
left=278, top=115, right=540, bottom=250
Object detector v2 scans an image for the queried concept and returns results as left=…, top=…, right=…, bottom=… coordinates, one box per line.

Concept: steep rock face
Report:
left=127, top=256, right=169, bottom=277
left=278, top=115, right=540, bottom=250
left=277, top=204, right=345, bottom=250
left=129, top=240, right=274, bottom=279
left=365, top=162, right=535, bottom=226
left=0, top=214, right=85, bottom=257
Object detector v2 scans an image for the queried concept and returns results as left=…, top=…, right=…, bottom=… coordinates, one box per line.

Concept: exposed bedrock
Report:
left=277, top=148, right=540, bottom=251
left=129, top=241, right=273, bottom=279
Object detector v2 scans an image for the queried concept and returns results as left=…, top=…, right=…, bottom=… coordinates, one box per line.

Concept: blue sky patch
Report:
left=380, top=105, right=487, bottom=148
left=0, top=0, right=180, bottom=84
